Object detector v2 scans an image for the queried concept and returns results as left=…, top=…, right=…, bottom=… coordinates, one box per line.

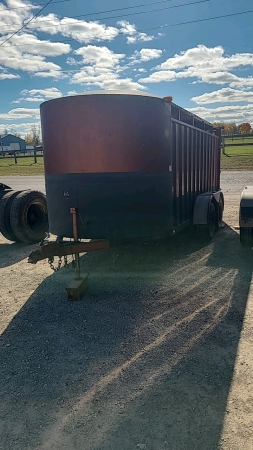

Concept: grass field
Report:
left=0, top=155, right=44, bottom=176
left=221, top=137, right=253, bottom=170
left=1, top=137, right=253, bottom=175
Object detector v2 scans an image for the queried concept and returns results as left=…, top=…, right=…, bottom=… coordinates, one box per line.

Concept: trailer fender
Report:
left=193, top=191, right=223, bottom=225
left=193, top=193, right=213, bottom=225
left=239, top=186, right=253, bottom=228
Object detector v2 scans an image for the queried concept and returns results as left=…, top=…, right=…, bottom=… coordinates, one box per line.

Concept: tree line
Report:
left=212, top=122, right=252, bottom=135
left=3, top=124, right=42, bottom=146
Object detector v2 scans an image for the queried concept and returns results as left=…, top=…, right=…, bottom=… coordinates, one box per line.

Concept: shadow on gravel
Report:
left=0, top=241, right=31, bottom=268
left=0, top=224, right=252, bottom=450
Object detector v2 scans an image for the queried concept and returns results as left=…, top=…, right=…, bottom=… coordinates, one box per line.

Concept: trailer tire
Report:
left=196, top=201, right=216, bottom=241
left=240, top=226, right=253, bottom=249
left=0, top=190, right=22, bottom=241
left=10, top=190, right=48, bottom=244
left=216, top=193, right=224, bottom=230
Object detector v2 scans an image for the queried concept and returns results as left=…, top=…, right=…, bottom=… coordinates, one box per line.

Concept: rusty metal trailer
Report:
left=28, top=90, right=224, bottom=299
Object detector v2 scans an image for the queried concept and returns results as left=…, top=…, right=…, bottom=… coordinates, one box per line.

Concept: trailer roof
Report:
left=41, top=89, right=216, bottom=130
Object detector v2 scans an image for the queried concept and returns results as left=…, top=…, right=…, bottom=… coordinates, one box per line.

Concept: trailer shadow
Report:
left=0, top=241, right=32, bottom=267
left=0, top=223, right=252, bottom=449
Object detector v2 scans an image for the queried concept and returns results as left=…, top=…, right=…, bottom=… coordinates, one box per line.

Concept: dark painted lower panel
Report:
left=45, top=172, right=174, bottom=242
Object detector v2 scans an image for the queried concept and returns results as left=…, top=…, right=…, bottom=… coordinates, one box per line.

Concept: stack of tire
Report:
left=0, top=187, right=49, bottom=244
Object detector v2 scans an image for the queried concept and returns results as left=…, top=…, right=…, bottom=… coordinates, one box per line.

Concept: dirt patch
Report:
left=0, top=192, right=253, bottom=450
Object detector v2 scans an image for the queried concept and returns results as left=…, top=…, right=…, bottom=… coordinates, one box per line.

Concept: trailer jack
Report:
left=28, top=238, right=110, bottom=300
left=28, top=207, right=110, bottom=300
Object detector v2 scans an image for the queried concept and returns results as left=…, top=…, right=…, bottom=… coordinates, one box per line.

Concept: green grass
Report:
left=0, top=155, right=45, bottom=176
left=221, top=138, right=253, bottom=170
left=224, top=137, right=253, bottom=145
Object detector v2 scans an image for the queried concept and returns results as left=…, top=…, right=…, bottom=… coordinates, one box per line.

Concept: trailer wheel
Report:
left=216, top=193, right=224, bottom=229
left=240, top=227, right=253, bottom=249
left=197, top=201, right=216, bottom=240
left=0, top=190, right=22, bottom=241
left=10, top=190, right=48, bottom=244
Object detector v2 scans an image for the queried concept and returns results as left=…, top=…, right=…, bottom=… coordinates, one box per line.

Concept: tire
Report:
left=0, top=190, right=22, bottom=241
left=216, top=193, right=224, bottom=229
left=240, top=227, right=253, bottom=249
left=10, top=190, right=49, bottom=244
left=196, top=201, right=216, bottom=241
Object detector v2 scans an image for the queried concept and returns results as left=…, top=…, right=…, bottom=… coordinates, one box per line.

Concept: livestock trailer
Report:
left=39, top=90, right=223, bottom=244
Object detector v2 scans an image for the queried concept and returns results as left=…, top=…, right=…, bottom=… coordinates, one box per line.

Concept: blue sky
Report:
left=0, top=0, right=253, bottom=137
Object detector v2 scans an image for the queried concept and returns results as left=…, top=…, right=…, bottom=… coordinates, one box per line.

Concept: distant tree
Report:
left=31, top=124, right=41, bottom=146
left=24, top=133, right=33, bottom=145
left=25, top=124, right=41, bottom=146
left=238, top=123, right=252, bottom=134
left=2, top=128, right=22, bottom=138
left=212, top=121, right=225, bottom=129
left=212, top=122, right=238, bottom=135
left=223, top=123, right=238, bottom=135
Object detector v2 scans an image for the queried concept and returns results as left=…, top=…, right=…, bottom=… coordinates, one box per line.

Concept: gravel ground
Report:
left=1, top=170, right=253, bottom=196
left=0, top=172, right=253, bottom=450
left=0, top=176, right=45, bottom=193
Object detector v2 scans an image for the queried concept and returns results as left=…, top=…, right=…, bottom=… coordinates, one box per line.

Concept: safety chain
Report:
left=48, top=256, right=62, bottom=272
left=48, top=255, right=71, bottom=272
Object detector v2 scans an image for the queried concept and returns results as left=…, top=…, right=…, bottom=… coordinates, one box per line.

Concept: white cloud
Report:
left=230, top=77, right=253, bottom=88
left=192, top=88, right=253, bottom=105
left=71, top=45, right=146, bottom=90
left=189, top=70, right=244, bottom=85
left=0, top=1, right=30, bottom=36
left=127, top=33, right=154, bottom=44
left=66, top=57, right=82, bottom=66
left=74, top=45, right=125, bottom=68
left=117, top=20, right=154, bottom=44
left=159, top=45, right=224, bottom=70
left=21, top=87, right=63, bottom=99
left=0, top=108, right=40, bottom=120
left=33, top=70, right=66, bottom=78
left=71, top=66, right=146, bottom=90
left=0, top=71, right=20, bottom=80
left=9, top=33, right=71, bottom=57
left=67, top=90, right=80, bottom=96
left=139, top=45, right=253, bottom=86
left=130, top=48, right=163, bottom=65
left=117, top=20, right=136, bottom=36
left=139, top=48, right=163, bottom=62
left=24, top=97, right=45, bottom=102
left=29, top=14, right=119, bottom=44
left=158, top=45, right=253, bottom=72
left=188, top=104, right=253, bottom=124
left=139, top=70, right=176, bottom=83
left=0, top=42, right=62, bottom=73
left=12, top=87, right=63, bottom=104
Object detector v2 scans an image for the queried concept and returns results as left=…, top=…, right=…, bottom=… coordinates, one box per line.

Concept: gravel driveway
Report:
left=0, top=172, right=253, bottom=450
left=1, top=170, right=252, bottom=195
